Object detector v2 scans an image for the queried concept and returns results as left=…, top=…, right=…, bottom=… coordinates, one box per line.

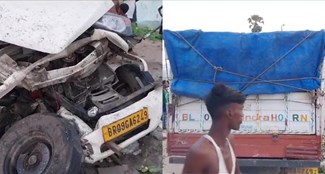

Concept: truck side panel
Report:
left=168, top=91, right=322, bottom=161
left=167, top=133, right=322, bottom=160
left=174, top=93, right=316, bottom=135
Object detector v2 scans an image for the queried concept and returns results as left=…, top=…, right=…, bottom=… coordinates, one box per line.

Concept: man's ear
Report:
left=226, top=108, right=233, bottom=118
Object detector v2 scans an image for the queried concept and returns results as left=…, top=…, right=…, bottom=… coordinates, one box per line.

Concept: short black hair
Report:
left=120, top=3, right=129, bottom=14
left=162, top=80, right=169, bottom=84
left=204, top=83, right=246, bottom=121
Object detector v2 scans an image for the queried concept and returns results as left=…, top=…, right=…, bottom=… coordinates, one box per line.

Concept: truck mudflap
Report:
left=82, top=86, right=162, bottom=164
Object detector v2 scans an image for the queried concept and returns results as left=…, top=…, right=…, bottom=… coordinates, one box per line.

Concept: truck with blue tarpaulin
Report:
left=164, top=29, right=325, bottom=173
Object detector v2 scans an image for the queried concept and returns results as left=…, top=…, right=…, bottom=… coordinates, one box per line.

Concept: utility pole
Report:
left=281, top=24, right=285, bottom=31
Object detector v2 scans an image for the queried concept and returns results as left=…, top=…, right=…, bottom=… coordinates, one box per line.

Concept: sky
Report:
left=164, top=1, right=325, bottom=32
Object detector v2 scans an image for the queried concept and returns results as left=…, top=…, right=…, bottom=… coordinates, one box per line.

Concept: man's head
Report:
left=119, top=3, right=129, bottom=15
left=204, top=83, right=246, bottom=130
left=162, top=80, right=169, bottom=89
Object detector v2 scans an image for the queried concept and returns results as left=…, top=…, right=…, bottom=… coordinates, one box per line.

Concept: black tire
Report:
left=0, top=114, right=83, bottom=174
left=115, top=64, right=154, bottom=93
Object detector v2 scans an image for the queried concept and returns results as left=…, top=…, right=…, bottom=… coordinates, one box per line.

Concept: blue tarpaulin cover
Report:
left=164, top=30, right=325, bottom=99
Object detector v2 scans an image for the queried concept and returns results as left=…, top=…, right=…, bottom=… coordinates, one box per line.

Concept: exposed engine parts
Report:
left=0, top=29, right=155, bottom=131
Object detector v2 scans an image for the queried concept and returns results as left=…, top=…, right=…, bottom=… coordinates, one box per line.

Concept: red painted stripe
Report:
left=167, top=133, right=321, bottom=160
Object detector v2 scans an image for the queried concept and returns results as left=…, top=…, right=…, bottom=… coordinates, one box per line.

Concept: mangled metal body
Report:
left=0, top=1, right=162, bottom=166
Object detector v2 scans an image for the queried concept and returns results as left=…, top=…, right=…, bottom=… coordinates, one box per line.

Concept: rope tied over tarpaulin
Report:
left=239, top=31, right=316, bottom=91
left=170, top=30, right=321, bottom=92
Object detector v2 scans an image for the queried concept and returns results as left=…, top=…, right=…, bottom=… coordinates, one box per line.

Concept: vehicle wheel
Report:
left=115, top=64, right=154, bottom=93
left=0, top=113, right=83, bottom=174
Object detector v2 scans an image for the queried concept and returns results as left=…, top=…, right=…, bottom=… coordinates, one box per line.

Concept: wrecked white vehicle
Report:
left=0, top=1, right=161, bottom=173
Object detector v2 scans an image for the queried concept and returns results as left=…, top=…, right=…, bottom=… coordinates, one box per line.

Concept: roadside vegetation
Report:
left=132, top=23, right=162, bottom=41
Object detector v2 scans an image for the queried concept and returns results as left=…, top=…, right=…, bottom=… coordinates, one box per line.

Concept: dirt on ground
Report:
left=118, top=127, right=163, bottom=174
left=133, top=39, right=162, bottom=81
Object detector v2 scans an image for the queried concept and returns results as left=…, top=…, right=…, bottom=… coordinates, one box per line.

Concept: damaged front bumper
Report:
left=78, top=86, right=162, bottom=164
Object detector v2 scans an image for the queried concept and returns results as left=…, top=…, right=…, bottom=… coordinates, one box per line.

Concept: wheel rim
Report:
left=6, top=138, right=52, bottom=174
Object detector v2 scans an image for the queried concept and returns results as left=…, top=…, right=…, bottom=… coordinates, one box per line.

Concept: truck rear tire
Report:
left=0, top=113, right=83, bottom=174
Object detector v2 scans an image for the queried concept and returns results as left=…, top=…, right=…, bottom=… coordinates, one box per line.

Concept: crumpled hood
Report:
left=0, top=1, right=114, bottom=54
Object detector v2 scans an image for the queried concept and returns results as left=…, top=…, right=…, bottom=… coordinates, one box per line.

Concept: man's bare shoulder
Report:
left=188, top=137, right=213, bottom=156
left=182, top=136, right=218, bottom=174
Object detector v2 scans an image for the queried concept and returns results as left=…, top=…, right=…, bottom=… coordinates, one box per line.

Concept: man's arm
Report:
left=228, top=135, right=240, bottom=174
left=182, top=146, right=217, bottom=174
left=108, top=0, right=121, bottom=14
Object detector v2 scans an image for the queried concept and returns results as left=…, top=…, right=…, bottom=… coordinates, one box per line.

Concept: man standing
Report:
left=158, top=6, right=163, bottom=34
left=182, top=83, right=246, bottom=174
left=162, top=80, right=169, bottom=130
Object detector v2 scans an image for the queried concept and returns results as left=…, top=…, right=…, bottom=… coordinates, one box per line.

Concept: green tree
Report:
left=248, top=15, right=264, bottom=32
